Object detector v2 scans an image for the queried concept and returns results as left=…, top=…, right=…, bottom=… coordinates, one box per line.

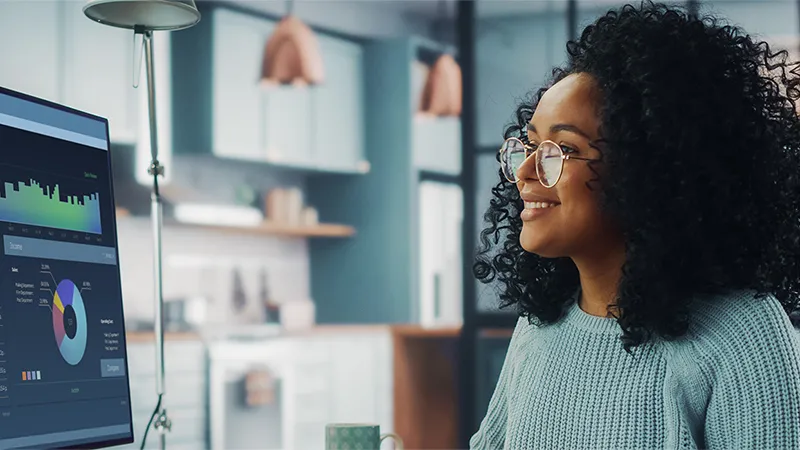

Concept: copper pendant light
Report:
left=260, top=0, right=324, bottom=86
left=420, top=53, right=462, bottom=116
left=419, top=0, right=462, bottom=116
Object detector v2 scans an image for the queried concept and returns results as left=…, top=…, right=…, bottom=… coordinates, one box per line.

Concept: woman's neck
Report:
left=572, top=243, right=626, bottom=317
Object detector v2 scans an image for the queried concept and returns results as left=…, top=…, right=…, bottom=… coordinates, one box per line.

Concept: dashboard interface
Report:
left=0, top=88, right=132, bottom=449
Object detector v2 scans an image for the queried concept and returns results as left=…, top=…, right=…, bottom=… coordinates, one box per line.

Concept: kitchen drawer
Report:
left=293, top=422, right=326, bottom=450
left=138, top=440, right=207, bottom=450
left=127, top=341, right=206, bottom=376
left=130, top=374, right=205, bottom=411
left=292, top=390, right=331, bottom=423
left=131, top=408, right=205, bottom=444
left=159, top=440, right=208, bottom=450
left=163, top=409, right=205, bottom=442
left=289, top=336, right=331, bottom=364
left=292, top=363, right=331, bottom=394
left=136, top=438, right=208, bottom=450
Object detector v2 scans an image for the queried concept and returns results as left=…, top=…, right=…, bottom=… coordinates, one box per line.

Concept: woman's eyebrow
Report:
left=527, top=122, right=593, bottom=141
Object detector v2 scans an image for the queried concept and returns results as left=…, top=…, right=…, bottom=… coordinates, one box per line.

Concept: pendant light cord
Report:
left=437, top=0, right=447, bottom=44
left=286, top=0, right=294, bottom=16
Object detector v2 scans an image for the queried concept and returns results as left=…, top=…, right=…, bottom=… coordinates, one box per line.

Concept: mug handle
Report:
left=379, top=432, right=404, bottom=450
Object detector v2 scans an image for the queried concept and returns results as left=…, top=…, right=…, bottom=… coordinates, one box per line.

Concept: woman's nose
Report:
left=516, top=150, right=538, bottom=183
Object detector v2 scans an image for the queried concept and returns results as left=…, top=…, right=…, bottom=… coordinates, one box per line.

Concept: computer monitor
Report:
left=0, top=87, right=133, bottom=449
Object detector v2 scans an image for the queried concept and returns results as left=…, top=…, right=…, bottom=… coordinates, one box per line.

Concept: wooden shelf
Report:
left=184, top=221, right=356, bottom=238
left=116, top=209, right=355, bottom=238
left=391, top=325, right=461, bottom=338
left=176, top=153, right=370, bottom=176
left=480, top=328, right=514, bottom=339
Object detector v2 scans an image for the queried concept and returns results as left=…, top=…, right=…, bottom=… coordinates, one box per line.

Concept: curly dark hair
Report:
left=474, top=1, right=800, bottom=348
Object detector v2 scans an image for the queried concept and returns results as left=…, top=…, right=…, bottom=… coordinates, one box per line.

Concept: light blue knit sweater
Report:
left=470, top=291, right=800, bottom=449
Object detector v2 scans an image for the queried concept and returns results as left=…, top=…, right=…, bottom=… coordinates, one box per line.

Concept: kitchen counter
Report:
left=286, top=324, right=461, bottom=338
left=125, top=331, right=202, bottom=343
left=125, top=323, right=463, bottom=449
left=125, top=324, right=461, bottom=342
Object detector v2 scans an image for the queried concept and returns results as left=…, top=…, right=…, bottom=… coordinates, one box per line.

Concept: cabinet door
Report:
left=212, top=9, right=274, bottom=159
left=312, top=36, right=365, bottom=172
left=419, top=181, right=463, bottom=327
left=329, top=336, right=379, bottom=422
left=62, top=1, right=136, bottom=143
left=413, top=116, right=462, bottom=175
left=263, top=85, right=313, bottom=167
left=0, top=1, right=60, bottom=102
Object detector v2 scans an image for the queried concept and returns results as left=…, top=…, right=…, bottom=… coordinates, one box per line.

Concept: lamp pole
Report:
left=140, top=27, right=170, bottom=450
left=82, top=2, right=200, bottom=449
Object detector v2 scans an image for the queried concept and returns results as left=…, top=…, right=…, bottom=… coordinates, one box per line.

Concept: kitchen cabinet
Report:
left=311, top=35, right=366, bottom=172
left=419, top=181, right=464, bottom=328
left=0, top=1, right=137, bottom=143
left=286, top=333, right=393, bottom=449
left=263, top=85, right=313, bottom=166
left=413, top=115, right=462, bottom=175
left=120, top=337, right=207, bottom=450
left=208, top=332, right=393, bottom=450
left=211, top=8, right=271, bottom=160
left=410, top=50, right=462, bottom=175
left=62, top=1, right=137, bottom=143
left=207, top=6, right=364, bottom=172
left=0, top=1, right=60, bottom=103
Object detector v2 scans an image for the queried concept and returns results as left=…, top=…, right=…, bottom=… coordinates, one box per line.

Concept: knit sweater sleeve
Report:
left=699, top=295, right=800, bottom=448
left=469, top=316, right=527, bottom=450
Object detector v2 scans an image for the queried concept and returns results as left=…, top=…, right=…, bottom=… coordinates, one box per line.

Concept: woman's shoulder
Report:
left=690, top=290, right=797, bottom=336
left=504, top=315, right=549, bottom=357
left=685, top=290, right=800, bottom=368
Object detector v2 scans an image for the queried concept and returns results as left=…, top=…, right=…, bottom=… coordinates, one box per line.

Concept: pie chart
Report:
left=52, top=279, right=87, bottom=366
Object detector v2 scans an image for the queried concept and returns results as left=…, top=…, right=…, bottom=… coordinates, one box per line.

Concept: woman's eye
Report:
left=561, top=145, right=578, bottom=154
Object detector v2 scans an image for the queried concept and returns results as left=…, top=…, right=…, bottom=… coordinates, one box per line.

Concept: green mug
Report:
left=325, top=423, right=404, bottom=450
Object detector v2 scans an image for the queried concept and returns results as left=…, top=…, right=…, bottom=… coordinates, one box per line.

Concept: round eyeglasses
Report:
left=499, top=137, right=597, bottom=188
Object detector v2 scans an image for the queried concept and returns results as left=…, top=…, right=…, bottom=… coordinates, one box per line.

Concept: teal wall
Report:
left=475, top=10, right=569, bottom=147
left=307, top=40, right=417, bottom=324
left=700, top=0, right=799, bottom=38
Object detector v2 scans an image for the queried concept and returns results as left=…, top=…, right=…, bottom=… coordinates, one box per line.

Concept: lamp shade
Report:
left=83, top=0, right=200, bottom=31
left=420, top=54, right=462, bottom=117
left=261, top=15, right=325, bottom=85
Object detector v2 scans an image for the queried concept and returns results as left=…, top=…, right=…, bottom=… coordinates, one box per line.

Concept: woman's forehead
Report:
left=530, top=73, right=601, bottom=138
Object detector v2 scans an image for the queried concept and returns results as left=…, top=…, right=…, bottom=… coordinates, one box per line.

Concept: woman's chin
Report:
left=520, top=228, right=562, bottom=258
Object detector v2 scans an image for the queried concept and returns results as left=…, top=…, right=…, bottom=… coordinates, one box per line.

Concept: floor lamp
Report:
left=82, top=1, right=201, bottom=449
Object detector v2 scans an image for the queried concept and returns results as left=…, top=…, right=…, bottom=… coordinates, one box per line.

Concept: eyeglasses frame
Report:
left=499, top=137, right=597, bottom=188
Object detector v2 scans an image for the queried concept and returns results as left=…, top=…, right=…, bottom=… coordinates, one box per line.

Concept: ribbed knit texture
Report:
left=470, top=291, right=800, bottom=449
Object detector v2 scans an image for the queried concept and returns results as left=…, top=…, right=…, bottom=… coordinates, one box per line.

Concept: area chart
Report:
left=0, top=178, right=102, bottom=234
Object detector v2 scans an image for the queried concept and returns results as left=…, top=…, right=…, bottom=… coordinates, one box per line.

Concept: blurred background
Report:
left=0, top=0, right=797, bottom=448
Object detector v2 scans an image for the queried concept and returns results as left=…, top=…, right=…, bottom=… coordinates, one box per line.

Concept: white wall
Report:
left=117, top=218, right=310, bottom=324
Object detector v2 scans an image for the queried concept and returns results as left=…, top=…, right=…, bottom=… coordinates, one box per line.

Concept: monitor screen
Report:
left=0, top=87, right=133, bottom=449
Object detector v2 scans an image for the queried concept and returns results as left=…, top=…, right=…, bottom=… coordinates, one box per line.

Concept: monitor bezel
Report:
left=0, top=85, right=134, bottom=449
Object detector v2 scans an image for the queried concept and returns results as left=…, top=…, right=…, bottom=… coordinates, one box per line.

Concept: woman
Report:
left=471, top=2, right=800, bottom=449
